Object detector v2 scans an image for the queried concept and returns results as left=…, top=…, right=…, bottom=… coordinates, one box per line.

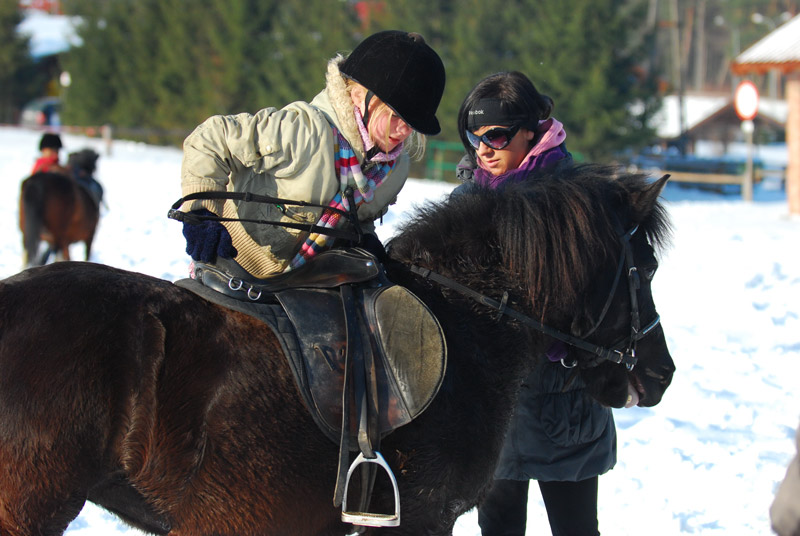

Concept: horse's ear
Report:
left=631, top=174, right=668, bottom=220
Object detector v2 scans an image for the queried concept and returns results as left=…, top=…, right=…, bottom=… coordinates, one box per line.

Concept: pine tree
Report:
left=0, top=1, right=42, bottom=124
left=506, top=0, right=660, bottom=160
left=58, top=0, right=662, bottom=159
left=262, top=0, right=360, bottom=107
left=59, top=0, right=125, bottom=127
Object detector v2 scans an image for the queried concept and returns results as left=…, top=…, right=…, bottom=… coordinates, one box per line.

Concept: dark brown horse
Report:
left=18, top=149, right=102, bottom=266
left=0, top=165, right=674, bottom=535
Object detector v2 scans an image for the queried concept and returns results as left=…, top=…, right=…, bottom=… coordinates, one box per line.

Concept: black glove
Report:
left=182, top=209, right=238, bottom=262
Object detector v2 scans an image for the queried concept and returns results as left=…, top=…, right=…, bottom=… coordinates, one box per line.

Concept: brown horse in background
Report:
left=18, top=149, right=102, bottom=266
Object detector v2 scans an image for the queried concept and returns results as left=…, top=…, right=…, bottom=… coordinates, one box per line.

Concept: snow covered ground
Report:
left=1, top=126, right=798, bottom=535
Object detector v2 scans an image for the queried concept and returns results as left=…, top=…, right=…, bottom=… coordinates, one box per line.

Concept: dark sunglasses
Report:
left=466, top=125, right=521, bottom=150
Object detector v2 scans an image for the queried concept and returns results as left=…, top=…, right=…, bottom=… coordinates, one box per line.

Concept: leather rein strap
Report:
left=408, top=225, right=660, bottom=371
left=167, top=190, right=363, bottom=242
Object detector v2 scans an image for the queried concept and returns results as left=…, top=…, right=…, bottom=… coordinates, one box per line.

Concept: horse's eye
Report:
left=641, top=265, right=658, bottom=280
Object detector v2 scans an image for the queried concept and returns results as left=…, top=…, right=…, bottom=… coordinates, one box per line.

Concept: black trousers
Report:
left=477, top=477, right=600, bottom=536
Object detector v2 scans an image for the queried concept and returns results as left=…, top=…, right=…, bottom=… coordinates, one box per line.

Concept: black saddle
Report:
left=192, top=248, right=383, bottom=301
left=177, top=248, right=447, bottom=527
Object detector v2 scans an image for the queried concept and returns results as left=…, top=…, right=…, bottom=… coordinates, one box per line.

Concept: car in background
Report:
left=20, top=97, right=61, bottom=128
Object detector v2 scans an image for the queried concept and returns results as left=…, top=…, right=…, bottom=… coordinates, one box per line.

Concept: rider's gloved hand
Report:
left=182, top=209, right=238, bottom=262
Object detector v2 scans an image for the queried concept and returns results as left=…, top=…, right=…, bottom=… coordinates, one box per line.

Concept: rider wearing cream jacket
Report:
left=180, top=31, right=445, bottom=278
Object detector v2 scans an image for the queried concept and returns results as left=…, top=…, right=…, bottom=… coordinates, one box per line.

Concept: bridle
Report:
left=408, top=224, right=660, bottom=372
left=575, top=223, right=661, bottom=370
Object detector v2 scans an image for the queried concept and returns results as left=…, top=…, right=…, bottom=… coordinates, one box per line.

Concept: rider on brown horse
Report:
left=31, top=132, right=67, bottom=175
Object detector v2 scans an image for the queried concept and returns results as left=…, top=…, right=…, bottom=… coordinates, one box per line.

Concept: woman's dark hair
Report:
left=457, top=71, right=554, bottom=158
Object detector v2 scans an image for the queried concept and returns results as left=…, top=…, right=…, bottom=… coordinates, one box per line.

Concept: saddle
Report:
left=177, top=248, right=447, bottom=528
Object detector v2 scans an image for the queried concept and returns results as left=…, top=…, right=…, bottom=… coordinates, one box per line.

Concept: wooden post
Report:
left=742, top=120, right=754, bottom=201
left=101, top=124, right=113, bottom=157
left=787, top=73, right=800, bottom=215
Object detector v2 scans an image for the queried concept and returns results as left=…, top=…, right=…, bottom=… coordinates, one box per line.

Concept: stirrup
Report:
left=341, top=452, right=400, bottom=527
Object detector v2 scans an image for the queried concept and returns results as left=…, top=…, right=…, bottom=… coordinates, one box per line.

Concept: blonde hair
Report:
left=346, top=80, right=426, bottom=161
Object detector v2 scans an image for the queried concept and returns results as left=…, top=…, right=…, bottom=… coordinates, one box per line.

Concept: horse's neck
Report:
left=391, top=262, right=540, bottom=387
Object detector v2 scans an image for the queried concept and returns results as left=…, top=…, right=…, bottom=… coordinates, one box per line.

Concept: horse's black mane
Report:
left=388, top=164, right=671, bottom=315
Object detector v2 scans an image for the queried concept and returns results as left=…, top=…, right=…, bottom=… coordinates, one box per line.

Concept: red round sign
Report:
left=734, top=80, right=759, bottom=121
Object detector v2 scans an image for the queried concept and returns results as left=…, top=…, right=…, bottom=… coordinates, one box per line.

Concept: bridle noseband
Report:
left=409, top=224, right=660, bottom=371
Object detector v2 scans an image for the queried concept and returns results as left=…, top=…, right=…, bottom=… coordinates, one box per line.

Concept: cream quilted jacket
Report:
left=181, top=56, right=409, bottom=277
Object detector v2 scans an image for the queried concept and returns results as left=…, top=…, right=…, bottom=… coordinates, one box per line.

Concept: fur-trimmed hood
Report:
left=310, top=55, right=365, bottom=162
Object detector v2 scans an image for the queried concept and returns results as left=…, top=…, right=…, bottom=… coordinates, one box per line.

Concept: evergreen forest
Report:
left=4, top=0, right=798, bottom=164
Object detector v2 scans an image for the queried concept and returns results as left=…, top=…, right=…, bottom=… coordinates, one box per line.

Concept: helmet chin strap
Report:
left=362, top=90, right=375, bottom=131
left=365, top=146, right=383, bottom=161
left=361, top=90, right=385, bottom=160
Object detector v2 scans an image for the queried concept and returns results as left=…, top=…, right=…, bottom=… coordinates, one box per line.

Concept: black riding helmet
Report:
left=340, top=30, right=446, bottom=136
left=39, top=132, right=63, bottom=151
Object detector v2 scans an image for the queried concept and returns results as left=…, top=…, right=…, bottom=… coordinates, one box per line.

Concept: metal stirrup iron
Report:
left=341, top=452, right=401, bottom=527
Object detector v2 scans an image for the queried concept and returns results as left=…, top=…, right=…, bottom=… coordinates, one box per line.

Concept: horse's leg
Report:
left=87, top=474, right=171, bottom=534
left=0, top=446, right=91, bottom=536
left=0, top=343, right=103, bottom=536
left=19, top=189, right=43, bottom=268
left=0, top=267, right=129, bottom=535
left=38, top=245, right=54, bottom=265
left=74, top=192, right=98, bottom=262
left=83, top=232, right=95, bottom=262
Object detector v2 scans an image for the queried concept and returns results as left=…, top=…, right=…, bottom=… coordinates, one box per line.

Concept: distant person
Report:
left=454, top=71, right=617, bottom=536
left=31, top=133, right=66, bottom=175
left=68, top=149, right=104, bottom=207
left=178, top=30, right=445, bottom=279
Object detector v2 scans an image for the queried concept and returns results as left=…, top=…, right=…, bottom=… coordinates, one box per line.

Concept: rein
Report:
left=408, top=225, right=660, bottom=371
left=169, top=192, right=660, bottom=369
left=167, top=190, right=363, bottom=243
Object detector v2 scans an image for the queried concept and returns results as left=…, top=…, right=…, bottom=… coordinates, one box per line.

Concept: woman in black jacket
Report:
left=455, top=71, right=622, bottom=536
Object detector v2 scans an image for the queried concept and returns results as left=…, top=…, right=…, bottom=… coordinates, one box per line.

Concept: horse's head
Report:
left=67, top=148, right=100, bottom=178
left=552, top=169, right=674, bottom=408
left=484, top=165, right=674, bottom=409
left=388, top=164, right=675, bottom=409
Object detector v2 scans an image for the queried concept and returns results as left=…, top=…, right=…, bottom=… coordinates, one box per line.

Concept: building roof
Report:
left=16, top=9, right=81, bottom=59
left=732, top=14, right=800, bottom=75
left=652, top=94, right=788, bottom=139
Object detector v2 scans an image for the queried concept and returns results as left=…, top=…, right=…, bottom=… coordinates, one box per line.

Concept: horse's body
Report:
left=18, top=149, right=101, bottom=266
left=0, top=165, right=675, bottom=535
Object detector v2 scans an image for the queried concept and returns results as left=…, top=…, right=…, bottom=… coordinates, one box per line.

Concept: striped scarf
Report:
left=288, top=127, right=396, bottom=269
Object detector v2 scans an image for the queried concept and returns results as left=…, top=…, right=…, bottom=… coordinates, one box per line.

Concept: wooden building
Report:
left=732, top=14, right=800, bottom=214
